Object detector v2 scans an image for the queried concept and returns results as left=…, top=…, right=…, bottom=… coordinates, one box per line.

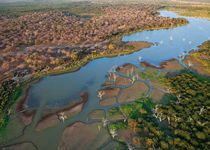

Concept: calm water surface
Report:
left=27, top=11, right=210, bottom=110
left=2, top=10, right=210, bottom=150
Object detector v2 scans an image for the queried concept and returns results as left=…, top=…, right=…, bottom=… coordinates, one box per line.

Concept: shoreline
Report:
left=0, top=9, right=189, bottom=131
left=141, top=58, right=180, bottom=69
left=35, top=92, right=88, bottom=131
left=29, top=16, right=188, bottom=79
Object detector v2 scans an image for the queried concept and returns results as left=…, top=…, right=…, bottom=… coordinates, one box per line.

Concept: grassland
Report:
left=166, top=3, right=210, bottom=19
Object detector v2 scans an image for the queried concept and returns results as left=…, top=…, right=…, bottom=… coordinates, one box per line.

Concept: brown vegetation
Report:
left=0, top=5, right=187, bottom=83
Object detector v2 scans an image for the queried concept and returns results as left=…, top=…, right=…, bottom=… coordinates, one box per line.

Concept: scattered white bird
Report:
left=138, top=56, right=142, bottom=62
left=182, top=38, right=186, bottom=42
left=159, top=40, right=163, bottom=44
left=170, top=36, right=173, bottom=41
left=189, top=41, right=192, bottom=45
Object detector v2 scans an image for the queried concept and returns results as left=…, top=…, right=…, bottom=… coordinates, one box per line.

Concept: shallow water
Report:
left=1, top=10, right=210, bottom=149
left=27, top=11, right=210, bottom=110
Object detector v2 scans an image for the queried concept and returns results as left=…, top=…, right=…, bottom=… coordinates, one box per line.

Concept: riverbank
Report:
left=35, top=92, right=88, bottom=131
left=2, top=8, right=207, bottom=149
left=166, top=4, right=210, bottom=19
left=0, top=5, right=190, bottom=131
left=183, top=40, right=210, bottom=76
left=141, top=59, right=184, bottom=71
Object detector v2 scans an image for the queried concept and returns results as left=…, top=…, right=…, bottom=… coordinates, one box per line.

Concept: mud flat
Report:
left=98, top=87, right=119, bottom=106
left=100, top=97, right=117, bottom=106
left=103, top=75, right=131, bottom=87
left=2, top=142, right=37, bottom=150
left=118, top=82, right=149, bottom=103
left=141, top=59, right=184, bottom=71
left=150, top=80, right=167, bottom=103
left=117, top=129, right=135, bottom=145
left=108, top=113, right=124, bottom=122
left=58, top=122, right=111, bottom=150
left=126, top=41, right=152, bottom=51
left=16, top=88, right=35, bottom=126
left=116, top=64, right=138, bottom=75
left=115, top=76, right=131, bottom=86
left=35, top=92, right=88, bottom=131
left=99, top=88, right=120, bottom=99
left=89, top=110, right=105, bottom=120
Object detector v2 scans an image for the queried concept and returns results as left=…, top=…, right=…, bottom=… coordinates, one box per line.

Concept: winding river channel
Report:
left=1, top=10, right=210, bottom=149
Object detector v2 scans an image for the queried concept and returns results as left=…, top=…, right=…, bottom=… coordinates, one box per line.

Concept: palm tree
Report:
left=131, top=75, right=136, bottom=84
left=98, top=91, right=105, bottom=100
left=167, top=116, right=171, bottom=124
left=110, top=128, right=118, bottom=138
left=199, top=106, right=205, bottom=115
left=176, top=94, right=181, bottom=104
left=187, top=61, right=193, bottom=67
left=127, top=142, right=135, bottom=150
left=102, top=118, right=109, bottom=127
left=98, top=125, right=101, bottom=131
left=58, top=112, right=67, bottom=122
left=113, top=73, right=117, bottom=83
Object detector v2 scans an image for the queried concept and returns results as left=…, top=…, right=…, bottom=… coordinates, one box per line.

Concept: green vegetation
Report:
left=109, top=107, right=121, bottom=116
left=138, top=69, right=166, bottom=82
left=193, top=40, right=210, bottom=69
left=108, top=98, right=155, bottom=132
left=109, top=70, right=210, bottom=149
left=0, top=80, right=21, bottom=130
left=157, top=71, right=210, bottom=149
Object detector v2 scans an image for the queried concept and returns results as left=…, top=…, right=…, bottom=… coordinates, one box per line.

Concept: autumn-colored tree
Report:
left=128, top=119, right=138, bottom=132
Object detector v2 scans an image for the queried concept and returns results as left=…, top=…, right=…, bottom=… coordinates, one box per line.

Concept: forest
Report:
left=0, top=79, right=21, bottom=129
left=108, top=70, right=210, bottom=149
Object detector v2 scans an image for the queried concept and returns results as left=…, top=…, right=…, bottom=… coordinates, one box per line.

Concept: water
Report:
left=27, top=11, right=210, bottom=110
left=1, top=10, right=210, bottom=149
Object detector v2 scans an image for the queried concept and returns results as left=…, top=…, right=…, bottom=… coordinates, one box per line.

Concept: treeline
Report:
left=0, top=80, right=21, bottom=129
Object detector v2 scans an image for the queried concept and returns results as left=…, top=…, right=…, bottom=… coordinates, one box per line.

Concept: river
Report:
left=1, top=10, right=210, bottom=149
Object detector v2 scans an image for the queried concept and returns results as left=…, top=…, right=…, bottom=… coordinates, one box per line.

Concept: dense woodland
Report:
left=0, top=3, right=187, bottom=83
left=0, top=80, right=21, bottom=129
left=109, top=71, right=210, bottom=149
left=0, top=2, right=190, bottom=129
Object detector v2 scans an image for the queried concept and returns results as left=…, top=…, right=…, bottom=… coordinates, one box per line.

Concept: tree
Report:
left=128, top=119, right=138, bottom=132
left=145, top=138, right=154, bottom=148
left=195, top=132, right=206, bottom=140
left=160, top=141, right=169, bottom=149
